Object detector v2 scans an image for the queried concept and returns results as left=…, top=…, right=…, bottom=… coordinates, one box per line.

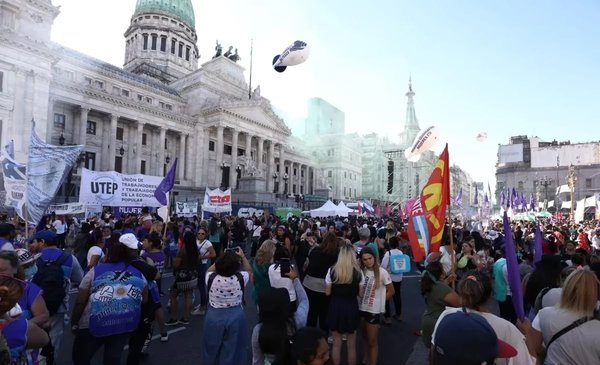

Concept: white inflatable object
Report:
left=476, top=132, right=488, bottom=142
left=404, top=126, right=438, bottom=161
left=272, top=40, right=310, bottom=73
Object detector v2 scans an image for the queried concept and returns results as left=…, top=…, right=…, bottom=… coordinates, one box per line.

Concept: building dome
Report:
left=133, top=0, right=195, bottom=28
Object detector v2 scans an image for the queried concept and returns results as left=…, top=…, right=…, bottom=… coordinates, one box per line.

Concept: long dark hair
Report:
left=258, top=287, right=295, bottom=365
left=181, top=231, right=199, bottom=268
left=421, top=261, right=444, bottom=296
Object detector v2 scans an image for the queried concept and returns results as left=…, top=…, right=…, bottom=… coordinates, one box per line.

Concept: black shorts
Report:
left=359, top=311, right=380, bottom=325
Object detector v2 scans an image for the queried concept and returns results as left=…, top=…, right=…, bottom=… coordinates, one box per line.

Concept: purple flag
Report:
left=473, top=185, right=479, bottom=206
left=534, top=222, right=543, bottom=265
left=484, top=193, right=490, bottom=208
left=454, top=187, right=463, bottom=207
left=500, top=190, right=506, bottom=207
left=154, top=158, right=178, bottom=206
left=502, top=211, right=525, bottom=320
left=511, top=188, right=517, bottom=209
left=530, top=193, right=536, bottom=212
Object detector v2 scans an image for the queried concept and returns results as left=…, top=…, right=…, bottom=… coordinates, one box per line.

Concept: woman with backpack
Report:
left=381, top=236, right=404, bottom=324
left=203, top=247, right=252, bottom=365
left=70, top=238, right=148, bottom=365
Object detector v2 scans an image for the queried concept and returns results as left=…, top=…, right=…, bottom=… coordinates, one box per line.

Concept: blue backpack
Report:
left=89, top=263, right=145, bottom=337
left=389, top=252, right=411, bottom=274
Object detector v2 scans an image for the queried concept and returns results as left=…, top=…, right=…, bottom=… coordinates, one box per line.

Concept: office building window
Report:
left=141, top=160, right=146, bottom=174
left=86, top=121, right=96, bottom=135
left=116, top=127, right=124, bottom=141
left=171, top=39, right=176, bottom=54
left=84, top=152, right=96, bottom=170
left=178, top=43, right=183, bottom=57
left=160, top=36, right=167, bottom=52
left=151, top=34, right=157, bottom=50
left=142, top=133, right=147, bottom=145
left=143, top=34, right=148, bottom=49
left=586, top=178, right=592, bottom=188
left=164, top=138, right=168, bottom=149
left=327, top=170, right=332, bottom=177
left=185, top=46, right=190, bottom=61
left=224, top=145, right=232, bottom=155
left=115, top=156, right=123, bottom=173
left=53, top=113, right=66, bottom=129
left=294, top=168, right=297, bottom=176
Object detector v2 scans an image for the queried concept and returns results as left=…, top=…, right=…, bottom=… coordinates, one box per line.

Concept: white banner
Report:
left=202, top=187, right=232, bottom=213
left=175, top=201, right=198, bottom=217
left=0, top=148, right=26, bottom=219
left=47, top=202, right=86, bottom=215
left=79, top=169, right=163, bottom=207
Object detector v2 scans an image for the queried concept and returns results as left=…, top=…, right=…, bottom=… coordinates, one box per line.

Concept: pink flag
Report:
left=385, top=204, right=391, bottom=216
left=374, top=205, right=381, bottom=217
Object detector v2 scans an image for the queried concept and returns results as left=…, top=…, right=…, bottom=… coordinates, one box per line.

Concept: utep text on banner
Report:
left=79, top=169, right=163, bottom=207
left=407, top=144, right=450, bottom=262
left=27, top=126, right=84, bottom=224
left=202, top=187, right=232, bottom=214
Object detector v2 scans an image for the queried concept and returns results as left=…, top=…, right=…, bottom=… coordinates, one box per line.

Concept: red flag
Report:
left=407, top=144, right=450, bottom=262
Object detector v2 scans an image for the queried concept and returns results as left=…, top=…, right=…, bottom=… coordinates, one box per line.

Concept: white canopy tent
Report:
left=336, top=201, right=355, bottom=216
left=310, top=200, right=346, bottom=217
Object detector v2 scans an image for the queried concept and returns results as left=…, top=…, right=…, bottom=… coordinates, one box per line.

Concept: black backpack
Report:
left=32, top=252, right=69, bottom=315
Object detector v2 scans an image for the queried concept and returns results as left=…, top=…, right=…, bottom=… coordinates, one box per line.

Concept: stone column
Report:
left=278, top=145, right=285, bottom=194
left=290, top=162, right=296, bottom=194
left=135, top=122, right=144, bottom=173
left=108, top=114, right=118, bottom=170
left=100, top=120, right=109, bottom=170
left=158, top=127, right=166, bottom=176
left=245, top=133, right=252, bottom=160
left=230, top=129, right=239, bottom=189
left=194, top=125, right=205, bottom=186
left=79, top=107, right=90, bottom=146
left=267, top=141, right=275, bottom=192
left=215, top=125, right=224, bottom=172
left=304, top=165, right=310, bottom=195
left=202, top=129, right=210, bottom=186
left=257, top=137, right=264, bottom=169
left=178, top=133, right=186, bottom=181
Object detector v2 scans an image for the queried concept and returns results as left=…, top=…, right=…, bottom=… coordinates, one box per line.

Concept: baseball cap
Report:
left=433, top=310, right=517, bottom=365
left=31, top=230, right=57, bottom=245
left=0, top=223, right=15, bottom=237
left=16, top=249, right=40, bottom=266
left=119, top=233, right=141, bottom=250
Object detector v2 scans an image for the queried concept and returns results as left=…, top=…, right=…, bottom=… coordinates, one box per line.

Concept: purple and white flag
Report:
left=454, top=187, right=463, bottom=207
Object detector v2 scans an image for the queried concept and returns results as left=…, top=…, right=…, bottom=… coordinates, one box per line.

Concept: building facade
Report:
left=496, top=135, right=600, bottom=207
left=0, top=0, right=318, bottom=204
left=302, top=97, right=362, bottom=201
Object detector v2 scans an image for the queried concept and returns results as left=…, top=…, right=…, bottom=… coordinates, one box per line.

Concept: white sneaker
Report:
left=161, top=333, right=169, bottom=342
left=191, top=307, right=206, bottom=316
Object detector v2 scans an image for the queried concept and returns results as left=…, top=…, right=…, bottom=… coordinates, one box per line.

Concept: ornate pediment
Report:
left=201, top=98, right=292, bottom=136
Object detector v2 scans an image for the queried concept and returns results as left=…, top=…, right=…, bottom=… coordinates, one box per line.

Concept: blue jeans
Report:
left=202, top=305, right=247, bottom=365
left=196, top=262, right=208, bottom=307
left=72, top=329, right=129, bottom=365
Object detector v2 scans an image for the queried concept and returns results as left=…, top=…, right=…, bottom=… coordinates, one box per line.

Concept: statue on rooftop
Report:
left=213, top=40, right=222, bottom=59
left=229, top=48, right=241, bottom=63
left=223, top=46, right=233, bottom=58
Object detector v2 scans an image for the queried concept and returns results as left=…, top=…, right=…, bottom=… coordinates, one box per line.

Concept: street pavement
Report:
left=57, top=271, right=429, bottom=365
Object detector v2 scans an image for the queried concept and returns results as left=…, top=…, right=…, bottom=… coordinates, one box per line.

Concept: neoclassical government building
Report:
left=0, top=0, right=318, bottom=202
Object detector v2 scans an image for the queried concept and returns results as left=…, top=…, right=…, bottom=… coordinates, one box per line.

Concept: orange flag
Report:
left=407, top=144, right=450, bottom=262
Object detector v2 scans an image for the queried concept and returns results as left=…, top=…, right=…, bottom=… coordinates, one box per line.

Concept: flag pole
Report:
left=248, top=38, right=254, bottom=99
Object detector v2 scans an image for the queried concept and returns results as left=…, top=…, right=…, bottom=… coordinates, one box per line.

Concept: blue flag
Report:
left=534, top=222, right=543, bottom=265
left=502, top=211, right=525, bottom=320
left=154, top=158, right=178, bottom=206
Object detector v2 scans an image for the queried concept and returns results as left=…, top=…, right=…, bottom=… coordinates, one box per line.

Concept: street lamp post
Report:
left=540, top=175, right=550, bottom=210
left=283, top=173, right=289, bottom=195
left=567, top=164, right=577, bottom=220
left=235, top=165, right=242, bottom=189
left=272, top=173, right=278, bottom=194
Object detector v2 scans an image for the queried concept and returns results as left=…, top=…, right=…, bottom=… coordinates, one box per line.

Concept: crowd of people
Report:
left=0, top=208, right=598, bottom=364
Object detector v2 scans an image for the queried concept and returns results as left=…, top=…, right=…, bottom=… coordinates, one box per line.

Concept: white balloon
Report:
left=405, top=126, right=439, bottom=160
left=272, top=40, right=310, bottom=73
left=476, top=132, right=488, bottom=142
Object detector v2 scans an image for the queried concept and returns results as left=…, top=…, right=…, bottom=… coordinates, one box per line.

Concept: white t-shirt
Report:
left=439, top=246, right=453, bottom=275
left=252, top=225, right=262, bottom=238
left=86, top=246, right=104, bottom=266
left=432, top=308, right=535, bottom=365
left=359, top=267, right=392, bottom=314
left=533, top=306, right=600, bottom=365
left=53, top=220, right=66, bottom=234
left=206, top=271, right=250, bottom=309
left=381, top=249, right=403, bottom=282
left=268, top=263, right=296, bottom=301
left=196, top=239, right=213, bottom=264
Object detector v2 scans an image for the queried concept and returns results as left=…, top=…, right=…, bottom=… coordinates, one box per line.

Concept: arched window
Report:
left=171, top=38, right=176, bottom=54
left=185, top=46, right=190, bottom=61
left=178, top=42, right=184, bottom=57
left=142, top=34, right=148, bottom=50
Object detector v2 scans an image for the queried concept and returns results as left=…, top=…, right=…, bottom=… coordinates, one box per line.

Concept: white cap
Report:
left=119, top=233, right=140, bottom=250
